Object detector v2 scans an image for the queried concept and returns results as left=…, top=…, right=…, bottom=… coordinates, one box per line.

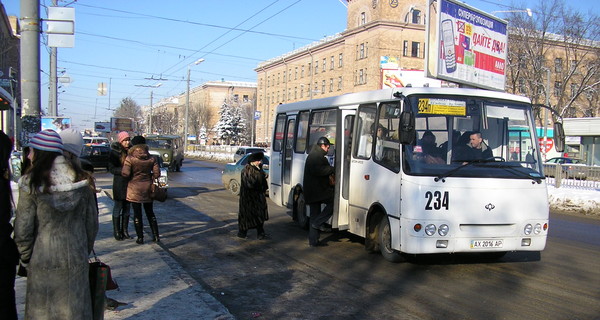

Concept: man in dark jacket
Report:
left=303, top=137, right=335, bottom=247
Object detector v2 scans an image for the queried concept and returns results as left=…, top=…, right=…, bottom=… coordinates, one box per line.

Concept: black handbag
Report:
left=150, top=181, right=167, bottom=202
left=89, top=250, right=118, bottom=319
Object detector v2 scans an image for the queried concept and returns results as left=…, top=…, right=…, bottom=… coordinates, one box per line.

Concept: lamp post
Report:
left=184, top=58, right=205, bottom=153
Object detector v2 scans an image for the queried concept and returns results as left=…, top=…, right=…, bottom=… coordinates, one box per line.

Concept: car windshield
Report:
left=147, top=139, right=172, bottom=148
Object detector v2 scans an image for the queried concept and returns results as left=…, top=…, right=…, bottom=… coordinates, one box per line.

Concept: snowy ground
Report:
left=188, top=151, right=600, bottom=218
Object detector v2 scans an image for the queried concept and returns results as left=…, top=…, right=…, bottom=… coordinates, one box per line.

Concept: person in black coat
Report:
left=0, top=130, right=18, bottom=320
left=303, top=137, right=335, bottom=247
left=109, top=131, right=132, bottom=240
left=238, top=152, right=269, bottom=239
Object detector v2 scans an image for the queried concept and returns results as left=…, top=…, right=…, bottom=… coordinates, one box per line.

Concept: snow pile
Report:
left=547, top=187, right=600, bottom=216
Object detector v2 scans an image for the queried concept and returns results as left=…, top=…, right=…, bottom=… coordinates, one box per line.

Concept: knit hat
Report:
left=130, top=135, right=146, bottom=146
left=29, top=129, right=63, bottom=154
left=117, top=131, right=130, bottom=143
left=59, top=128, right=84, bottom=157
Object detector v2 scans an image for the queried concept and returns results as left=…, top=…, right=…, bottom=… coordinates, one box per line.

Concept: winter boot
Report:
left=121, top=215, right=133, bottom=239
left=149, top=216, right=160, bottom=242
left=134, top=217, right=144, bottom=244
left=112, top=216, right=123, bottom=241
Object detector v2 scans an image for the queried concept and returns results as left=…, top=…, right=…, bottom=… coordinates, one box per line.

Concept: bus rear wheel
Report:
left=295, top=192, right=309, bottom=230
left=378, top=217, right=403, bottom=263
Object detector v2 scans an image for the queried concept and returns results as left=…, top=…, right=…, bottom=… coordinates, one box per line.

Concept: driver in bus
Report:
left=455, top=131, right=492, bottom=162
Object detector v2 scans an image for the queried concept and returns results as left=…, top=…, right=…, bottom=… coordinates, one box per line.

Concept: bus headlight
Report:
left=533, top=223, right=542, bottom=235
left=425, top=224, right=436, bottom=236
left=438, top=224, right=449, bottom=236
left=524, top=224, right=533, bottom=235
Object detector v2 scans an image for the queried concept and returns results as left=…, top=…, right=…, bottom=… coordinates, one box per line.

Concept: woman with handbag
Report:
left=122, top=136, right=161, bottom=244
left=14, top=129, right=99, bottom=319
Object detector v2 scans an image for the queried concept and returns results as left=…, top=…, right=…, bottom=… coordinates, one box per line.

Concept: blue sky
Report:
left=3, top=0, right=598, bottom=131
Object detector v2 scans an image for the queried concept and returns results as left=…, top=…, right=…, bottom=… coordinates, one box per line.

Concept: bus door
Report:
left=335, top=109, right=355, bottom=230
left=347, top=103, right=377, bottom=237
left=269, top=114, right=287, bottom=206
left=281, top=116, right=297, bottom=207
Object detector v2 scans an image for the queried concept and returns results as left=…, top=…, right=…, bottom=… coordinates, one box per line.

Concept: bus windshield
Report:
left=402, top=95, right=544, bottom=180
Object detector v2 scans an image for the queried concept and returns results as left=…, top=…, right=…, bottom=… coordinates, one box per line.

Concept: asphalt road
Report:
left=94, top=159, right=600, bottom=320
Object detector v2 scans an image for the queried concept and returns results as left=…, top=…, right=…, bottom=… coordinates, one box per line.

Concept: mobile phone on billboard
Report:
left=441, top=19, right=457, bottom=73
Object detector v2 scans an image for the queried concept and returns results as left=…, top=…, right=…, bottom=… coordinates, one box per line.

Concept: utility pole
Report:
left=20, top=0, right=42, bottom=144
left=48, top=0, right=58, bottom=116
left=184, top=58, right=204, bottom=153
left=149, top=91, right=153, bottom=134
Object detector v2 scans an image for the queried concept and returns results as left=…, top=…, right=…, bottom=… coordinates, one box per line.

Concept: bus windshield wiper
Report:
left=434, top=157, right=542, bottom=184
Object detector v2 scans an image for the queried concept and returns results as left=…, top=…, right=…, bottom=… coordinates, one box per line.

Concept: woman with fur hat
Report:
left=237, top=151, right=269, bottom=239
left=14, top=129, right=99, bottom=319
left=109, top=131, right=132, bottom=240
left=122, top=136, right=160, bottom=244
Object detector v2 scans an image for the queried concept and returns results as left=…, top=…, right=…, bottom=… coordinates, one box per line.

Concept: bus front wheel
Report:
left=295, top=192, right=309, bottom=230
left=378, top=217, right=403, bottom=263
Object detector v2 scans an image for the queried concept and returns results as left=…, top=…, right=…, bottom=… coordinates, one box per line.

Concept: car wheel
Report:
left=295, top=192, right=309, bottom=230
left=229, top=179, right=240, bottom=196
left=378, top=216, right=404, bottom=263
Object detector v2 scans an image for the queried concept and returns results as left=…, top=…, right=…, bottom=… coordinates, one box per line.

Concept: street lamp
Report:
left=184, top=58, right=205, bottom=153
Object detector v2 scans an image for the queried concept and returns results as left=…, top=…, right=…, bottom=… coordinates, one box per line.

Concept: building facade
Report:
left=0, top=3, right=20, bottom=141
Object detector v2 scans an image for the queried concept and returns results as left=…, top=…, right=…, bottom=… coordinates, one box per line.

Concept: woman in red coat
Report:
left=122, top=136, right=160, bottom=244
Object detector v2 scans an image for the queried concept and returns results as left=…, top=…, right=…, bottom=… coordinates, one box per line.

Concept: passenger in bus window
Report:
left=303, top=137, right=335, bottom=247
left=373, top=123, right=389, bottom=160
left=419, top=131, right=444, bottom=164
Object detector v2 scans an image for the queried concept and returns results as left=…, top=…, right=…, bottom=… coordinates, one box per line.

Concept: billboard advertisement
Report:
left=426, top=0, right=508, bottom=91
left=110, top=117, right=134, bottom=132
left=94, top=121, right=111, bottom=133
left=41, top=117, right=71, bottom=132
left=380, top=57, right=442, bottom=88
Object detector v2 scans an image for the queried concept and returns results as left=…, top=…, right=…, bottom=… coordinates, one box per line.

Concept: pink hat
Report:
left=117, top=131, right=130, bottom=143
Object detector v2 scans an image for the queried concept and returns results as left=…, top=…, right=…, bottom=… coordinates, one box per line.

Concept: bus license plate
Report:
left=470, top=239, right=504, bottom=249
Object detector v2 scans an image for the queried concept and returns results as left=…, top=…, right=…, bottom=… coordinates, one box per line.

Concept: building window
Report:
left=570, top=83, right=578, bottom=98
left=322, top=80, right=326, bottom=94
left=338, top=76, right=343, bottom=90
left=330, top=56, right=334, bottom=70
left=518, top=78, right=527, bottom=94
left=570, top=60, right=578, bottom=73
left=360, top=43, right=365, bottom=59
left=301, top=65, right=305, bottom=78
left=294, top=87, right=297, bottom=100
left=243, top=95, right=249, bottom=102
left=314, top=61, right=319, bottom=74
left=360, top=12, right=366, bottom=25
left=277, top=73, right=280, bottom=85
left=323, top=58, right=326, bottom=72
left=554, top=58, right=563, bottom=73
left=308, top=63, right=311, bottom=76
left=411, top=42, right=420, bottom=58
left=267, top=76, right=270, bottom=87
left=283, top=71, right=286, bottom=83
left=288, top=89, right=291, bottom=101
left=295, top=67, right=298, bottom=80
left=233, top=94, right=239, bottom=102
left=554, top=81, right=562, bottom=97
left=359, top=69, right=364, bottom=85
left=329, top=78, right=334, bottom=92
left=338, top=53, right=343, bottom=67
left=300, top=84, right=304, bottom=98
left=403, top=41, right=409, bottom=56
left=314, top=82, right=318, bottom=94
left=412, top=10, right=421, bottom=24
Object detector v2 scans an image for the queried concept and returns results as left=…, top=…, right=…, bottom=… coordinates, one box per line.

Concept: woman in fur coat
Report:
left=122, top=138, right=160, bottom=244
left=14, top=129, right=99, bottom=319
left=109, top=131, right=132, bottom=240
left=237, top=152, right=269, bottom=239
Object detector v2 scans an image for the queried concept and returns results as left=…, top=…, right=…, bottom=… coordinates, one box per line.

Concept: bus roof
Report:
left=275, top=88, right=532, bottom=113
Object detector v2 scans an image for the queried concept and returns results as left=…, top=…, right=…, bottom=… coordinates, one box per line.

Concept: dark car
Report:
left=80, top=145, right=110, bottom=171
left=222, top=153, right=270, bottom=195
left=545, top=157, right=587, bottom=180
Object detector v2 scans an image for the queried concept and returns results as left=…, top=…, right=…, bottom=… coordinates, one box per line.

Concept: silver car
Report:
left=221, top=153, right=269, bottom=195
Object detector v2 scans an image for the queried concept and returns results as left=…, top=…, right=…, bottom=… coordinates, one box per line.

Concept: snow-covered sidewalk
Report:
left=547, top=186, right=600, bottom=216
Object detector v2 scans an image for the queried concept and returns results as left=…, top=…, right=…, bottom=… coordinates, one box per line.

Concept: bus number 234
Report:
left=425, top=191, right=449, bottom=210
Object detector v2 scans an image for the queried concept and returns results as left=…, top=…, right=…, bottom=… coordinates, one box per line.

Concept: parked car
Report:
left=222, top=153, right=270, bottom=195
left=545, top=157, right=587, bottom=180
left=83, top=136, right=110, bottom=145
left=80, top=145, right=111, bottom=171
left=146, top=135, right=184, bottom=172
left=233, top=146, right=266, bottom=162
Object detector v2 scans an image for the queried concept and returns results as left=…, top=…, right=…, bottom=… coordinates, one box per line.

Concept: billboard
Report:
left=110, top=117, right=134, bottom=132
left=94, top=121, right=111, bottom=133
left=41, top=117, right=71, bottom=132
left=426, top=0, right=508, bottom=91
left=380, top=57, right=442, bottom=88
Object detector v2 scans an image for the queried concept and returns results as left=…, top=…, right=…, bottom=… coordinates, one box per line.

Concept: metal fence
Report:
left=543, top=164, right=600, bottom=190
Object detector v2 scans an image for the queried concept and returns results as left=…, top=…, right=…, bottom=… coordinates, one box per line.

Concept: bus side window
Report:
left=354, top=104, right=376, bottom=159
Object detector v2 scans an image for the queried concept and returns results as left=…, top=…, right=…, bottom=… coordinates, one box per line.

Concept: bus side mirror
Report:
left=399, top=111, right=416, bottom=145
left=553, top=122, right=565, bottom=153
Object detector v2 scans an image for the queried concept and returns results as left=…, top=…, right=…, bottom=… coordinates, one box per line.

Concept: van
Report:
left=145, top=135, right=184, bottom=172
left=83, top=136, right=110, bottom=145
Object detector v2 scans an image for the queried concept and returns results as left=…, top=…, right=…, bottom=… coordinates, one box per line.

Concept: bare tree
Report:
left=188, top=102, right=213, bottom=144
left=113, top=97, right=143, bottom=132
left=505, top=0, right=600, bottom=122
